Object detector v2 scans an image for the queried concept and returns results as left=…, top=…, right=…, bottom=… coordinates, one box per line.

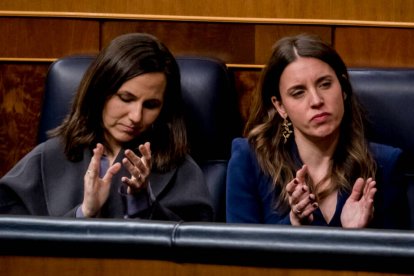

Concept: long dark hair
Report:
left=50, top=33, right=187, bottom=172
left=246, top=33, right=376, bottom=211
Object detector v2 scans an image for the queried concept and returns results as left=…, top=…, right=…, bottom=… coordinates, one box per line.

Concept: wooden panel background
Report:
left=0, top=63, right=49, bottom=174
left=1, top=1, right=414, bottom=177
left=101, top=21, right=257, bottom=64
left=1, top=0, right=414, bottom=23
left=335, top=27, right=414, bottom=67
left=0, top=256, right=406, bottom=276
left=0, top=18, right=100, bottom=58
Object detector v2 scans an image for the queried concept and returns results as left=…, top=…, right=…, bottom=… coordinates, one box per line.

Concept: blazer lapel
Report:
left=149, top=168, right=177, bottom=198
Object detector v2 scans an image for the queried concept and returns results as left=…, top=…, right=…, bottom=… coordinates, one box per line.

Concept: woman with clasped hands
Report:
left=226, top=34, right=409, bottom=229
left=0, top=33, right=213, bottom=221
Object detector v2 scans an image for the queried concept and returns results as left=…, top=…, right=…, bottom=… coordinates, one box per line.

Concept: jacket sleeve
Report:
left=370, top=143, right=411, bottom=229
left=0, top=145, right=48, bottom=215
left=226, top=138, right=265, bottom=223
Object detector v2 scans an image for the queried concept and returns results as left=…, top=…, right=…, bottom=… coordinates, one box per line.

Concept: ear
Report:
left=271, top=96, right=287, bottom=118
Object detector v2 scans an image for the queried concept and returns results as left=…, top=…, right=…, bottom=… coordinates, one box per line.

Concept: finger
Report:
left=122, top=157, right=143, bottom=178
left=286, top=178, right=300, bottom=196
left=300, top=203, right=318, bottom=219
left=124, top=149, right=149, bottom=176
left=286, top=165, right=307, bottom=195
left=124, top=149, right=141, bottom=164
left=349, top=177, right=365, bottom=201
left=121, top=176, right=142, bottom=192
left=296, top=165, right=308, bottom=183
left=102, top=162, right=121, bottom=184
left=363, top=177, right=373, bottom=195
left=290, top=184, right=309, bottom=205
left=139, top=142, right=152, bottom=168
left=364, top=181, right=377, bottom=204
left=295, top=193, right=318, bottom=215
left=86, top=143, right=104, bottom=178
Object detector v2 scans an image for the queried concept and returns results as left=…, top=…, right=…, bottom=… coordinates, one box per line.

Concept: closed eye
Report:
left=117, top=92, right=135, bottom=103
left=319, top=80, right=332, bottom=89
left=144, top=99, right=162, bottom=109
left=289, top=86, right=306, bottom=98
left=317, top=76, right=333, bottom=89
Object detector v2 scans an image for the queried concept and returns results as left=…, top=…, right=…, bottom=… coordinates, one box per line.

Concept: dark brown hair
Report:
left=50, top=33, right=187, bottom=172
left=245, top=33, right=376, bottom=211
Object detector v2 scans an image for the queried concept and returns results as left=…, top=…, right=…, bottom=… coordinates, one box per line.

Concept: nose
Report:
left=128, top=103, right=142, bottom=124
left=309, top=88, right=324, bottom=107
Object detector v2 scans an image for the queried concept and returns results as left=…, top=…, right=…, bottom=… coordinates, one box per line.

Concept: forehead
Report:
left=119, top=72, right=166, bottom=99
left=280, top=57, right=335, bottom=85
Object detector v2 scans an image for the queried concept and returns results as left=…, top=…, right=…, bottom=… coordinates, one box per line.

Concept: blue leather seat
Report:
left=349, top=68, right=414, bottom=228
left=38, top=55, right=241, bottom=222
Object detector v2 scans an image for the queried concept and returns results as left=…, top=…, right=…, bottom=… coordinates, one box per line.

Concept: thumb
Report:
left=102, top=162, right=121, bottom=184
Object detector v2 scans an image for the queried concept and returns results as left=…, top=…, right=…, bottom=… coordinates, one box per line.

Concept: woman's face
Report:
left=272, top=57, right=345, bottom=142
left=102, top=72, right=166, bottom=149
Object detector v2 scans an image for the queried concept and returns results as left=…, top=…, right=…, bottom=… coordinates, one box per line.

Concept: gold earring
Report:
left=282, top=117, right=292, bottom=144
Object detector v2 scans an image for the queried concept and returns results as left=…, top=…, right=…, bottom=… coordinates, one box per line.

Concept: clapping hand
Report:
left=341, top=177, right=376, bottom=228
left=287, top=165, right=319, bottom=225
left=82, top=143, right=121, bottom=217
left=121, top=142, right=152, bottom=194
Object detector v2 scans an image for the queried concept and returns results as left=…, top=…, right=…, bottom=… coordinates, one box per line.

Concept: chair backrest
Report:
left=38, top=55, right=242, bottom=222
left=349, top=68, right=414, bottom=228
left=349, top=68, right=414, bottom=157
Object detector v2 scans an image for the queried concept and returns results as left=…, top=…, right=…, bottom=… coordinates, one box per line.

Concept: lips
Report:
left=311, top=112, right=330, bottom=122
left=119, top=124, right=138, bottom=134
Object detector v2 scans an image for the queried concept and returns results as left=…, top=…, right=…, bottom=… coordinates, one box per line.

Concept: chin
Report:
left=314, top=130, right=339, bottom=140
left=115, top=134, right=135, bottom=143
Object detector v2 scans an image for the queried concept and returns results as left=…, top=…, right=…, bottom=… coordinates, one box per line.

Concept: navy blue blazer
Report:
left=226, top=138, right=409, bottom=229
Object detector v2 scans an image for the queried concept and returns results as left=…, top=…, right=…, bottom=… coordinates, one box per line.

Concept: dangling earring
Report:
left=281, top=117, right=292, bottom=144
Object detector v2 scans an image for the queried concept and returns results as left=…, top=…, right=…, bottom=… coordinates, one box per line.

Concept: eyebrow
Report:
left=285, top=74, right=334, bottom=93
left=316, top=74, right=334, bottom=83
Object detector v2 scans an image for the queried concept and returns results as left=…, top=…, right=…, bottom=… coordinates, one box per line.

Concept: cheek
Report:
left=102, top=100, right=123, bottom=124
left=333, top=94, right=346, bottom=119
left=282, top=101, right=303, bottom=121
left=143, top=109, right=162, bottom=126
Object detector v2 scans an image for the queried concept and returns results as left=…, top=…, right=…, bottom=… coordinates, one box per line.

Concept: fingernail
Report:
left=312, top=202, right=318, bottom=208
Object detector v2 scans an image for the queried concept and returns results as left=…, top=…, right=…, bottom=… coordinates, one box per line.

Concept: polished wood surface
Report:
left=0, top=256, right=406, bottom=276
left=335, top=27, right=414, bottom=67
left=3, top=18, right=413, bottom=68
left=0, top=63, right=49, bottom=175
left=1, top=0, right=414, bottom=25
left=0, top=18, right=100, bottom=59
left=253, top=25, right=332, bottom=64
left=102, top=21, right=256, bottom=64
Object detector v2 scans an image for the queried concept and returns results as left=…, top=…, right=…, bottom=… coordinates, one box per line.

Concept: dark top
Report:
left=0, top=137, right=214, bottom=222
left=226, top=138, right=410, bottom=229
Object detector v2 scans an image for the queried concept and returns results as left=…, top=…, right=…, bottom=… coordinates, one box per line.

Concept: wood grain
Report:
left=0, top=18, right=100, bottom=59
left=102, top=21, right=255, bottom=64
left=254, top=25, right=332, bottom=64
left=335, top=27, right=414, bottom=67
left=0, top=256, right=405, bottom=276
left=1, top=0, right=414, bottom=24
left=0, top=63, right=50, bottom=176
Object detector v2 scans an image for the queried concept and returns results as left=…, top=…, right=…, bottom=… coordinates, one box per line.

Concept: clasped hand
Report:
left=287, top=165, right=318, bottom=225
left=287, top=165, right=376, bottom=227
left=81, top=142, right=152, bottom=218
